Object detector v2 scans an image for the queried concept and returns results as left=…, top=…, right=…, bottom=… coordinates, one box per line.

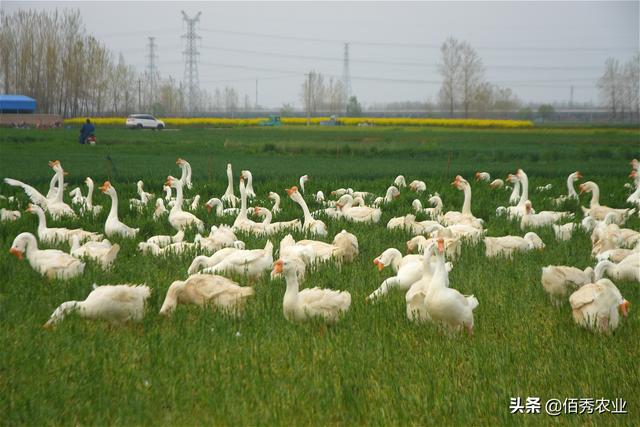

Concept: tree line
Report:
left=597, top=55, right=640, bottom=121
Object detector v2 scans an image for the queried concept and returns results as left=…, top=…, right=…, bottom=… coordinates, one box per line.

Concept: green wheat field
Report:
left=1, top=125, right=639, bottom=426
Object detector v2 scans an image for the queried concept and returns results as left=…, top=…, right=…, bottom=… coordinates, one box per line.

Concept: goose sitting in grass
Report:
left=46, top=160, right=76, bottom=219
left=70, top=235, right=120, bottom=269
left=406, top=235, right=461, bottom=260
left=335, top=194, right=381, bottom=223
left=10, top=232, right=85, bottom=280
left=221, top=163, right=239, bottom=207
left=394, top=175, right=406, bottom=188
left=541, top=265, right=595, bottom=306
left=287, top=186, right=327, bottom=237
left=205, top=197, right=239, bottom=217
left=553, top=223, right=576, bottom=241
left=569, top=279, right=629, bottom=334
left=271, top=234, right=316, bottom=282
left=580, top=181, right=635, bottom=222
left=442, top=176, right=483, bottom=229
left=187, top=247, right=246, bottom=275
left=241, top=170, right=256, bottom=198
left=424, top=223, right=485, bottom=244
left=372, top=186, right=400, bottom=207
left=475, top=172, right=491, bottom=182
left=596, top=246, right=639, bottom=264
left=138, top=241, right=197, bottom=256
left=1, top=208, right=21, bottom=222
left=27, top=203, right=103, bottom=245
left=129, top=180, right=152, bottom=211
left=100, top=181, right=139, bottom=238
left=195, top=225, right=245, bottom=252
left=159, top=274, right=254, bottom=316
left=153, top=198, right=167, bottom=220
left=201, top=240, right=273, bottom=281
left=409, top=180, right=426, bottom=193
left=595, top=255, right=640, bottom=283
left=274, top=258, right=351, bottom=324
left=253, top=207, right=302, bottom=234
left=293, top=230, right=359, bottom=264
left=551, top=171, right=581, bottom=207
left=268, top=192, right=282, bottom=214
left=484, top=232, right=544, bottom=258
left=81, top=177, right=103, bottom=215
left=146, top=230, right=185, bottom=248
left=489, top=179, right=504, bottom=189
left=43, top=284, right=151, bottom=328
left=520, top=200, right=573, bottom=230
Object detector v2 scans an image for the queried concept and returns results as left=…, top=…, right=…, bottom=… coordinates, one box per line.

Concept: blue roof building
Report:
left=0, top=95, right=36, bottom=113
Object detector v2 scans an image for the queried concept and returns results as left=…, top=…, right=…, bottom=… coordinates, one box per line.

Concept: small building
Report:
left=0, top=95, right=36, bottom=114
left=0, top=94, right=62, bottom=127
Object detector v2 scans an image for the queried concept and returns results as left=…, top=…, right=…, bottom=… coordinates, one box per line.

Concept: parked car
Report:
left=126, top=114, right=165, bottom=130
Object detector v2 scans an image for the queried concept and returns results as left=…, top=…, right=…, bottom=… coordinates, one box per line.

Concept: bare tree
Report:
left=597, top=57, right=621, bottom=119
left=301, top=71, right=325, bottom=115
left=459, top=41, right=485, bottom=117
left=438, top=37, right=462, bottom=116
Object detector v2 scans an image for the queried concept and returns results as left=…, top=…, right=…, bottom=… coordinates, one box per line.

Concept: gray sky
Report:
left=5, top=1, right=639, bottom=108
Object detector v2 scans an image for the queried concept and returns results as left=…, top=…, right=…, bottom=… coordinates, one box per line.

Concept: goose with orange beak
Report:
left=475, top=171, right=490, bottom=182
left=579, top=181, right=635, bottom=222
left=165, top=176, right=205, bottom=232
left=569, top=278, right=630, bottom=334
left=100, top=181, right=139, bottom=238
left=45, top=160, right=76, bottom=219
left=275, top=257, right=351, bottom=324
left=442, top=175, right=483, bottom=229
left=9, top=232, right=85, bottom=280
left=368, top=248, right=424, bottom=302
left=287, top=186, right=328, bottom=237
left=176, top=158, right=193, bottom=190
left=423, top=238, right=479, bottom=336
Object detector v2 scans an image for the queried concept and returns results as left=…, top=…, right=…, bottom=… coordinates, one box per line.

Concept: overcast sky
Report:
left=5, top=1, right=639, bottom=108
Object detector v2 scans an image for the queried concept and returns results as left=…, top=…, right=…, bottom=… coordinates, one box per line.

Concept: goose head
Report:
left=164, top=176, right=181, bottom=190
left=579, top=181, right=597, bottom=194
left=286, top=186, right=300, bottom=199
left=572, top=171, right=583, bottom=181
left=524, top=200, right=533, bottom=214
left=176, top=158, right=186, bottom=166
left=99, top=181, right=116, bottom=196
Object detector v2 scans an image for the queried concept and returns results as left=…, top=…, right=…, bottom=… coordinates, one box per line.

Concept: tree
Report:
left=597, top=57, right=621, bottom=119
left=346, top=96, right=362, bottom=117
left=280, top=103, right=294, bottom=117
left=301, top=71, right=325, bottom=115
left=538, top=104, right=555, bottom=122
left=459, top=41, right=485, bottom=118
left=437, top=37, right=463, bottom=116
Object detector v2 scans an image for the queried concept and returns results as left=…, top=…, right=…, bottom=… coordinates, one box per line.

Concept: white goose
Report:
left=508, top=174, right=521, bottom=205
left=187, top=247, right=245, bottom=275
left=409, top=180, right=426, bottom=193
left=146, top=230, right=185, bottom=248
left=138, top=241, right=197, bottom=256
left=176, top=158, right=193, bottom=190
left=253, top=207, right=301, bottom=234
left=569, top=279, right=629, bottom=334
left=195, top=225, right=244, bottom=252
left=287, top=186, right=328, bottom=237
left=241, top=170, right=256, bottom=198
left=541, top=265, right=594, bottom=306
left=201, top=240, right=273, bottom=280
left=83, top=177, right=103, bottom=214
left=99, top=181, right=139, bottom=238
left=627, top=170, right=640, bottom=207
left=69, top=187, right=85, bottom=206
left=129, top=180, right=152, bottom=211
left=70, top=236, right=120, bottom=269
left=221, top=163, right=239, bottom=207
left=424, top=238, right=479, bottom=335
left=475, top=171, right=491, bottom=182
left=489, top=179, right=504, bottom=189
left=368, top=248, right=424, bottom=301
left=442, top=176, right=483, bottom=229
left=27, top=203, right=102, bottom=244
left=46, top=161, right=76, bottom=219
left=595, top=256, right=640, bottom=283
left=484, top=232, right=544, bottom=258
left=294, top=230, right=359, bottom=264
left=159, top=274, right=254, bottom=316
left=43, top=284, right=151, bottom=327
left=10, top=232, right=85, bottom=280
left=232, top=177, right=264, bottom=234
left=315, top=191, right=325, bottom=203
left=205, top=197, right=239, bottom=216
left=166, top=176, right=205, bottom=232
left=274, top=258, right=351, bottom=324
left=268, top=191, right=282, bottom=215
left=299, top=175, right=309, bottom=194
left=153, top=198, right=167, bottom=220
left=580, top=181, right=635, bottom=222
left=336, top=194, right=381, bottom=223
left=551, top=171, right=581, bottom=206
left=394, top=175, right=406, bottom=188
left=0, top=208, right=20, bottom=222
left=3, top=166, right=59, bottom=208
left=520, top=200, right=573, bottom=230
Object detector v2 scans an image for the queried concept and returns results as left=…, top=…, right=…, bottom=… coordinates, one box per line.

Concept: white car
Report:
left=126, top=114, right=165, bottom=130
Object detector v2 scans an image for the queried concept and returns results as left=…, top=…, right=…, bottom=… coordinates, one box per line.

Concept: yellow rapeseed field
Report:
left=64, top=116, right=534, bottom=128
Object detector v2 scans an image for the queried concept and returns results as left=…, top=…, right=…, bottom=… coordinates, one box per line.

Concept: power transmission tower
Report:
left=146, top=36, right=158, bottom=110
left=569, top=85, right=574, bottom=108
left=181, top=10, right=202, bottom=115
left=342, top=43, right=351, bottom=112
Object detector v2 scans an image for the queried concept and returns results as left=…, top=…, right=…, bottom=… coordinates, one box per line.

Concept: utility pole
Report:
left=306, top=72, right=311, bottom=126
left=146, top=36, right=158, bottom=110
left=569, top=85, right=574, bottom=109
left=255, top=79, right=258, bottom=110
left=342, top=43, right=351, bottom=113
left=138, top=78, right=142, bottom=112
left=181, top=10, right=202, bottom=116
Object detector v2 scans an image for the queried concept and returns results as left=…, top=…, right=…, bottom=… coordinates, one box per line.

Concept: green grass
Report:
left=1, top=126, right=639, bottom=426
